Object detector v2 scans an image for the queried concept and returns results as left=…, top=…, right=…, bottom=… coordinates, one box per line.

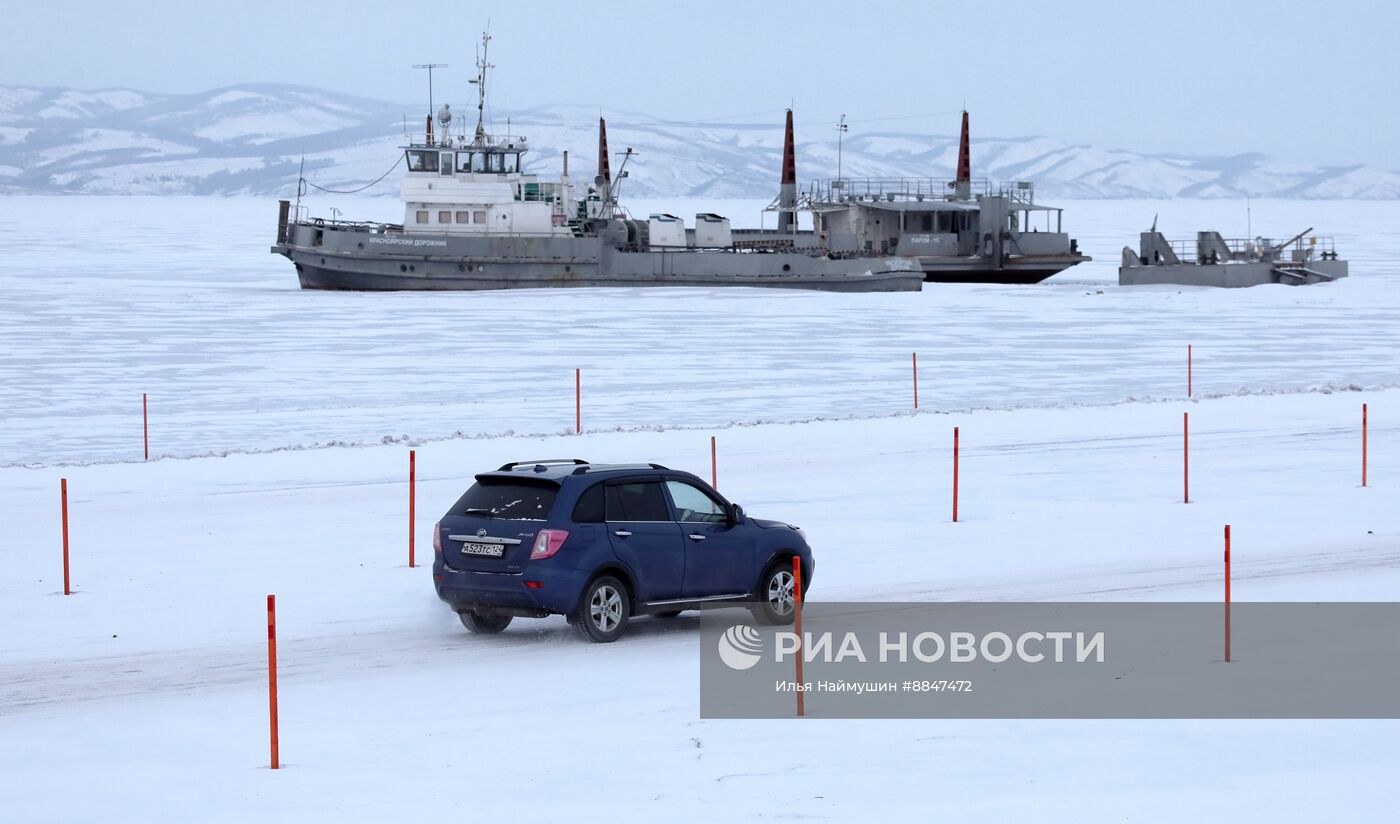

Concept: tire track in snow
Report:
left=4, top=540, right=1395, bottom=717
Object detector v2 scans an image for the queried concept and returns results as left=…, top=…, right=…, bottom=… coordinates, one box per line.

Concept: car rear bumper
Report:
left=433, top=559, right=582, bottom=617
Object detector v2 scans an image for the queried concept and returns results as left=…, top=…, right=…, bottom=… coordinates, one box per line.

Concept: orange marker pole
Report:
left=1362, top=403, right=1368, bottom=488
left=1183, top=411, right=1190, bottom=504
left=575, top=368, right=581, bottom=434
left=408, top=449, right=416, bottom=568
left=912, top=352, right=919, bottom=410
left=61, top=478, right=71, bottom=596
left=792, top=555, right=805, bottom=718
left=1188, top=344, right=1193, bottom=398
left=142, top=393, right=149, bottom=461
left=710, top=436, right=718, bottom=489
left=952, top=426, right=960, bottom=523
left=267, top=594, right=279, bottom=769
left=1224, top=525, right=1231, bottom=664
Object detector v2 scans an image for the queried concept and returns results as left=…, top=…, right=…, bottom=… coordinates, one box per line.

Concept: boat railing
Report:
left=1165, top=236, right=1337, bottom=263
left=801, top=177, right=1037, bottom=205
left=297, top=217, right=405, bottom=234
left=1265, top=235, right=1336, bottom=258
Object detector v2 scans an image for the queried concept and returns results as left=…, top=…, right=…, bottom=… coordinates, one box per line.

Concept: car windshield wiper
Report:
left=464, top=507, right=494, bottom=518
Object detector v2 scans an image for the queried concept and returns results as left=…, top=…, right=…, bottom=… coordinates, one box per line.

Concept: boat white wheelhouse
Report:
left=400, top=32, right=576, bottom=238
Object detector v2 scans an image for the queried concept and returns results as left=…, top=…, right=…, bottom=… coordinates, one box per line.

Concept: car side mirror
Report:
left=728, top=503, right=745, bottom=524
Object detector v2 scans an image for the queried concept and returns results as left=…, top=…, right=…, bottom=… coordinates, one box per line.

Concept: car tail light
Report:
left=433, top=521, right=442, bottom=555
left=530, top=529, right=570, bottom=560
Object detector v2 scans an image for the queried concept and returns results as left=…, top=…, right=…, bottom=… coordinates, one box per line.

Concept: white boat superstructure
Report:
left=399, top=32, right=581, bottom=238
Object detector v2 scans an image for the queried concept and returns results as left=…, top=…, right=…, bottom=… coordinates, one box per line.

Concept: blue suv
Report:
left=432, top=459, right=814, bottom=642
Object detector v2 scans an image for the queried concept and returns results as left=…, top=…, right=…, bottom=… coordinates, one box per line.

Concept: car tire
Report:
left=750, top=561, right=798, bottom=626
left=571, top=575, right=630, bottom=643
left=655, top=610, right=684, bottom=619
left=459, top=610, right=513, bottom=634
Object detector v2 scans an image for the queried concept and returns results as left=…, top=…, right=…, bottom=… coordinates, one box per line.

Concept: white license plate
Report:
left=461, top=542, right=505, bottom=558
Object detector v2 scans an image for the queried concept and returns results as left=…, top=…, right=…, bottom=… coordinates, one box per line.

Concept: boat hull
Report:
left=1118, top=259, right=1349, bottom=287
left=917, top=254, right=1092, bottom=285
left=291, top=262, right=923, bottom=292
left=276, top=224, right=924, bottom=293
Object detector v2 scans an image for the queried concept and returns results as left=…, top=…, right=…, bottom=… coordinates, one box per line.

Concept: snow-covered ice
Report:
left=2, top=196, right=1398, bottom=467
left=1, top=195, right=1398, bottom=820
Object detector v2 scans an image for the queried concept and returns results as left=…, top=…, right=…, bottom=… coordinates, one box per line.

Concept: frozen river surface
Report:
left=2, top=196, right=1397, bottom=466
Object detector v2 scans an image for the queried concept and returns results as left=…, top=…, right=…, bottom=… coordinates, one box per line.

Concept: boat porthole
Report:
left=783, top=264, right=791, bottom=272
left=565, top=265, right=572, bottom=273
left=320, top=257, right=326, bottom=265
left=357, top=242, right=364, bottom=249
left=409, top=265, right=416, bottom=272
left=459, top=263, right=467, bottom=272
left=400, top=264, right=408, bottom=272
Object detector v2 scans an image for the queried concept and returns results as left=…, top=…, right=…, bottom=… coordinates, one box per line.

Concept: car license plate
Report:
left=461, top=542, right=504, bottom=558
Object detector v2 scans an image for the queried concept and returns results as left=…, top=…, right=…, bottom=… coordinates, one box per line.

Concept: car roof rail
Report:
left=571, top=462, right=671, bottom=475
left=497, top=458, right=590, bottom=471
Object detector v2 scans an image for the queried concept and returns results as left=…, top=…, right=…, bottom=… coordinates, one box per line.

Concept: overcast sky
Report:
left=9, top=0, right=1398, bottom=167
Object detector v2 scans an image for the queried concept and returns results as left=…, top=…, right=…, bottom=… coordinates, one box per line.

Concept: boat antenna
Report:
left=412, top=62, right=449, bottom=141
left=467, top=31, right=494, bottom=144
left=836, top=114, right=848, bottom=183
left=294, top=153, right=305, bottom=218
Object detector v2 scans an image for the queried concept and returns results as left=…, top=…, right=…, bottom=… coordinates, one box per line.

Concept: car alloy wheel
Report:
left=751, top=563, right=799, bottom=625
left=572, top=575, right=630, bottom=642
left=590, top=583, right=625, bottom=633
left=767, top=569, right=795, bottom=616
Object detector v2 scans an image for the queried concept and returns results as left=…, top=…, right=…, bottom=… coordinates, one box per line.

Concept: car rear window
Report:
left=450, top=480, right=558, bottom=520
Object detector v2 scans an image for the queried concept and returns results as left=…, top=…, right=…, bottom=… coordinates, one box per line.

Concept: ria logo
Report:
left=718, top=625, right=763, bottom=670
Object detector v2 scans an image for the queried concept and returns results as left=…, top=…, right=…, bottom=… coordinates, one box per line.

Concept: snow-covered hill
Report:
left=3, top=83, right=1399, bottom=199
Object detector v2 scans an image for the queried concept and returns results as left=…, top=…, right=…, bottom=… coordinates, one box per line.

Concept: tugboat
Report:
left=1119, top=221, right=1348, bottom=286
left=271, top=33, right=923, bottom=293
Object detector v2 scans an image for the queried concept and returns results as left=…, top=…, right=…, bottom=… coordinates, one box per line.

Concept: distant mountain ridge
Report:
left=3, top=83, right=1398, bottom=199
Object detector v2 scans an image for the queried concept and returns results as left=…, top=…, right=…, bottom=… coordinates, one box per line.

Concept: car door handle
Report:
left=687, top=533, right=706, bottom=541
left=613, top=530, right=632, bottom=538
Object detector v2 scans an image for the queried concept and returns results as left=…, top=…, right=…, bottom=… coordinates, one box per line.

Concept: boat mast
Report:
left=836, top=114, right=847, bottom=183
left=412, top=62, right=448, bottom=144
left=468, top=32, right=493, bottom=145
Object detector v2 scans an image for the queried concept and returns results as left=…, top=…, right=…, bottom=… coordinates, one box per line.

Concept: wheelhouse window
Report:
left=415, top=210, right=429, bottom=224
left=472, top=153, right=488, bottom=173
left=503, top=153, right=519, bottom=173
left=406, top=150, right=438, bottom=173
left=438, top=210, right=452, bottom=223
left=439, top=153, right=452, bottom=176
left=488, top=153, right=504, bottom=173
left=455, top=152, right=473, bottom=173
